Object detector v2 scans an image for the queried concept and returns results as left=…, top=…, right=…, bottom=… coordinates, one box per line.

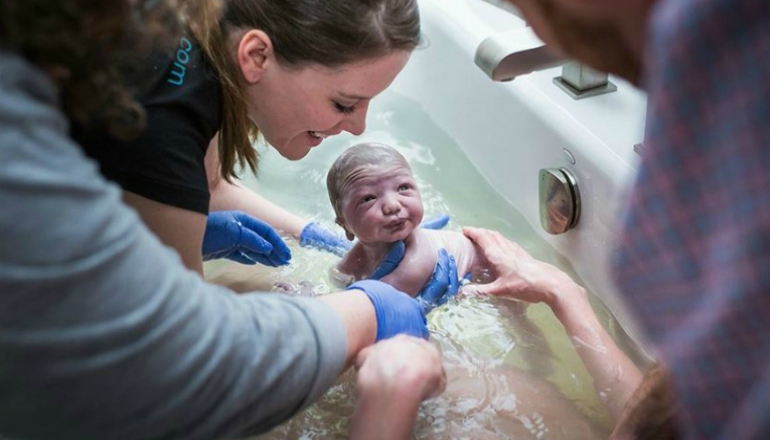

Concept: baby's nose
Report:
left=382, top=196, right=401, bottom=215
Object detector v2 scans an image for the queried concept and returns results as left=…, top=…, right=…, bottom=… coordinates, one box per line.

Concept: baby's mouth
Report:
left=385, top=218, right=408, bottom=230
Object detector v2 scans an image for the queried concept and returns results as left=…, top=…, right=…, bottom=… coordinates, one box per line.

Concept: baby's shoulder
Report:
left=335, top=244, right=370, bottom=281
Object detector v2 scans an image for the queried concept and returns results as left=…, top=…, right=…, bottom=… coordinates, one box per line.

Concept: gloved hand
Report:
left=417, top=249, right=459, bottom=309
left=300, top=221, right=352, bottom=257
left=202, top=211, right=291, bottom=266
left=367, top=241, right=406, bottom=281
left=368, top=245, right=460, bottom=311
left=420, top=214, right=450, bottom=230
left=299, top=214, right=450, bottom=257
left=347, top=280, right=429, bottom=341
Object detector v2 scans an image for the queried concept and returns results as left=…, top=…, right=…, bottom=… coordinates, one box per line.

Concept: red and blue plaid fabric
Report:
left=613, top=0, right=770, bottom=438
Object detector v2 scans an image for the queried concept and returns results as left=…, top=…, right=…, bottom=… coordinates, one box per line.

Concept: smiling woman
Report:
left=72, top=0, right=423, bottom=274
left=242, top=49, right=412, bottom=160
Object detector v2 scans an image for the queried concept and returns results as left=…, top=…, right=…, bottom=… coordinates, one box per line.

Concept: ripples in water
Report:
left=253, top=295, right=610, bottom=440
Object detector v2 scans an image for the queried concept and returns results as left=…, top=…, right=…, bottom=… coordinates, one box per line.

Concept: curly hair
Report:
left=0, top=0, right=182, bottom=141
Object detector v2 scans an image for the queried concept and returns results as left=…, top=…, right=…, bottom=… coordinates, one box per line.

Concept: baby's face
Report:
left=338, top=164, right=424, bottom=244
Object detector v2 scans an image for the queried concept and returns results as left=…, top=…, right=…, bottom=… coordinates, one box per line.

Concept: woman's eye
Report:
left=334, top=102, right=356, bottom=115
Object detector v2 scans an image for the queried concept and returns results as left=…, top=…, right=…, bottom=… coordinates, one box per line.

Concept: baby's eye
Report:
left=359, top=195, right=375, bottom=205
left=398, top=184, right=412, bottom=191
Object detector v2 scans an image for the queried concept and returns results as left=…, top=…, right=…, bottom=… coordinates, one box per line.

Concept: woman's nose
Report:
left=342, top=102, right=369, bottom=136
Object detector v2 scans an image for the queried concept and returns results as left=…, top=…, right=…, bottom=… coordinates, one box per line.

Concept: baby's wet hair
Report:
left=327, top=143, right=412, bottom=220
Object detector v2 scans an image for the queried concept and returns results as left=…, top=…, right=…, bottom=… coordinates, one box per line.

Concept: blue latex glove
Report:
left=368, top=245, right=460, bottom=310
left=417, top=249, right=459, bottom=309
left=202, top=211, right=291, bottom=266
left=347, top=280, right=429, bottom=341
left=367, top=241, right=406, bottom=281
left=420, top=214, right=450, bottom=230
left=300, top=221, right=352, bottom=257
left=299, top=214, right=450, bottom=257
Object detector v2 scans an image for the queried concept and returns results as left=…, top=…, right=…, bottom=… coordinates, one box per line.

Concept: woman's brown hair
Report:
left=185, top=0, right=421, bottom=181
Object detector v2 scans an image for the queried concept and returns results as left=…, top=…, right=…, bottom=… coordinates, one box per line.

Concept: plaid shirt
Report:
left=613, top=0, right=770, bottom=438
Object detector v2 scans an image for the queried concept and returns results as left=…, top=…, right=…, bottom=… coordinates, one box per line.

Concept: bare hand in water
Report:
left=462, top=227, right=579, bottom=308
left=355, top=335, right=446, bottom=400
left=351, top=335, right=446, bottom=439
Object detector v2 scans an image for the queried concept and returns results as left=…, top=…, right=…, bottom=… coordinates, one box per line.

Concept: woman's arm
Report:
left=205, top=137, right=307, bottom=237
left=464, top=227, right=643, bottom=421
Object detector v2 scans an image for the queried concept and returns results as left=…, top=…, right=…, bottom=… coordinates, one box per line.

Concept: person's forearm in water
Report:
left=463, top=227, right=643, bottom=422
left=349, top=336, right=445, bottom=440
left=544, top=274, right=643, bottom=421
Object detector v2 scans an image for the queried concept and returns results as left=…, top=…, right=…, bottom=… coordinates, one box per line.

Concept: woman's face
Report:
left=245, top=51, right=411, bottom=160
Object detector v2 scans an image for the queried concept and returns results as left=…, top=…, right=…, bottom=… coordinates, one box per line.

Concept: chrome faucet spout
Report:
left=474, top=28, right=563, bottom=82
left=474, top=27, right=618, bottom=99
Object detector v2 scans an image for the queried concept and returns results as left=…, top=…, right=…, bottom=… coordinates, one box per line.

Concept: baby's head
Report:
left=327, top=143, right=424, bottom=244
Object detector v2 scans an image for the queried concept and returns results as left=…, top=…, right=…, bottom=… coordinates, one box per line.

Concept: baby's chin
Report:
left=388, top=226, right=417, bottom=243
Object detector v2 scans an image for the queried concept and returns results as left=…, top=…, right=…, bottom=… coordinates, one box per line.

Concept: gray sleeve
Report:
left=0, top=52, right=347, bottom=440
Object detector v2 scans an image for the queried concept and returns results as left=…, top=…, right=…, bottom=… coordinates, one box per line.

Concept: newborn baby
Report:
left=327, top=143, right=487, bottom=296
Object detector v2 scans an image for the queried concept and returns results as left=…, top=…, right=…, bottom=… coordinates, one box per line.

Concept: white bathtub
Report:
left=394, top=0, right=648, bottom=345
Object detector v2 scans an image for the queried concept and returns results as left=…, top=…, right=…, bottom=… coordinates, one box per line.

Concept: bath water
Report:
left=204, top=89, right=644, bottom=439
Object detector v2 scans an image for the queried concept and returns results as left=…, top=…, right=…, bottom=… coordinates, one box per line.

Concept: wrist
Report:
left=352, top=379, right=421, bottom=439
left=548, top=281, right=590, bottom=323
left=320, top=290, right=377, bottom=365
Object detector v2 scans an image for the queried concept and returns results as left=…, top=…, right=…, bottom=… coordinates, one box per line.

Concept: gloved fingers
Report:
left=334, top=239, right=354, bottom=254
left=437, top=256, right=459, bottom=306
left=227, top=250, right=258, bottom=265
left=238, top=228, right=274, bottom=254
left=239, top=229, right=292, bottom=267
left=300, top=221, right=353, bottom=257
left=368, top=241, right=406, bottom=280
left=420, top=214, right=450, bottom=230
left=316, top=238, right=353, bottom=258
left=419, top=249, right=460, bottom=307
left=238, top=214, right=292, bottom=263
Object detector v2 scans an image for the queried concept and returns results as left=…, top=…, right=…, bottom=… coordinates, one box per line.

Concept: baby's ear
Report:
left=335, top=217, right=355, bottom=242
